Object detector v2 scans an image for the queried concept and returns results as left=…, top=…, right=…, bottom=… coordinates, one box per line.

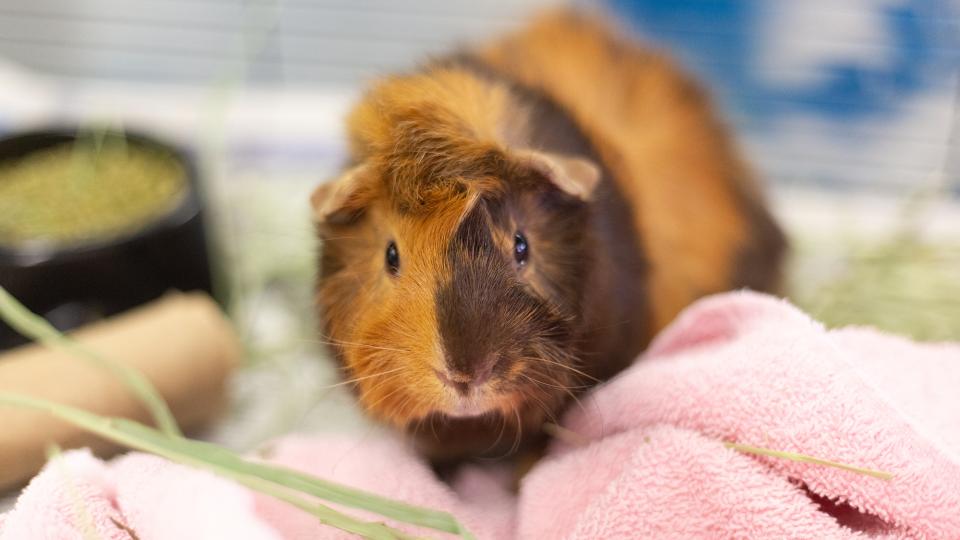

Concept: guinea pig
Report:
left=311, top=10, right=786, bottom=463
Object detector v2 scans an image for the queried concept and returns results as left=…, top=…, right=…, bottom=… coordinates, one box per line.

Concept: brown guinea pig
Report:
left=311, top=10, right=786, bottom=463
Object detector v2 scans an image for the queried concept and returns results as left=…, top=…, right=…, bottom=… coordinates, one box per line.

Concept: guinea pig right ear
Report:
left=310, top=164, right=371, bottom=226
left=515, top=150, right=601, bottom=201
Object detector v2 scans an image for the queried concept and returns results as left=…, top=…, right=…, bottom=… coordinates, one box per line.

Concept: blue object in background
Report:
left=608, top=0, right=957, bottom=120
left=606, top=0, right=960, bottom=194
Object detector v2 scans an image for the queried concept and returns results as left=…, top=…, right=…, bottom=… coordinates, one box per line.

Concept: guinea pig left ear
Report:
left=516, top=150, right=601, bottom=201
left=310, top=164, right=371, bottom=226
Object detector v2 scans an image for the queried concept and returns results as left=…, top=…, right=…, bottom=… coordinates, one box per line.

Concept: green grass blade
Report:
left=0, top=286, right=181, bottom=436
left=115, top=422, right=473, bottom=537
left=0, top=393, right=474, bottom=539
left=224, top=467, right=424, bottom=540
left=725, top=441, right=894, bottom=480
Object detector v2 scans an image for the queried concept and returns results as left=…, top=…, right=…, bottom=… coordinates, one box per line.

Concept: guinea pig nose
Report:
left=471, top=357, right=496, bottom=386
left=435, top=369, right=471, bottom=395
left=435, top=354, right=499, bottom=394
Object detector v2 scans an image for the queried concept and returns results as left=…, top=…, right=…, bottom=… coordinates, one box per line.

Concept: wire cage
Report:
left=0, top=0, right=956, bottom=193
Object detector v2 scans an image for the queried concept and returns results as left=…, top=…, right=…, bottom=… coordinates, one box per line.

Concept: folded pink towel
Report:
left=3, top=292, right=959, bottom=539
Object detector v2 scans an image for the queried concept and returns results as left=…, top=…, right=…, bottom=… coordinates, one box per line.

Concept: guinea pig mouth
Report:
left=439, top=386, right=502, bottom=418
left=442, top=391, right=496, bottom=418
left=445, top=400, right=490, bottom=418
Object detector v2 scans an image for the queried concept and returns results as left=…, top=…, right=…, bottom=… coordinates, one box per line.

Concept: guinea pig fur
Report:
left=312, top=10, right=786, bottom=462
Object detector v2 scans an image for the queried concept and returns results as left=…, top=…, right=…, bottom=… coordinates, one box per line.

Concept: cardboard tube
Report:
left=0, top=291, right=240, bottom=490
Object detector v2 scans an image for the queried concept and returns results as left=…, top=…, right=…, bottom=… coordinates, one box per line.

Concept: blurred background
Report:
left=1, top=0, right=956, bottom=192
left=0, top=0, right=957, bottom=459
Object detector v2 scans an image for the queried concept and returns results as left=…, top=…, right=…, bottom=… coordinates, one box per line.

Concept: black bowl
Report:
left=0, top=129, right=216, bottom=350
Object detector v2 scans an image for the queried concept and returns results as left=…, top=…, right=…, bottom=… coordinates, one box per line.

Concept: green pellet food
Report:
left=0, top=139, right=188, bottom=247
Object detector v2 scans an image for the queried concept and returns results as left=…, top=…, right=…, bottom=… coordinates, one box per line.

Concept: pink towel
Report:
left=3, top=291, right=959, bottom=539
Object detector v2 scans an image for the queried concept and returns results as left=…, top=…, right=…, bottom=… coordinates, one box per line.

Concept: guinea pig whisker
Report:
left=515, top=377, right=560, bottom=427
left=304, top=337, right=407, bottom=354
left=364, top=384, right=408, bottom=417
left=483, top=412, right=509, bottom=454
left=360, top=371, right=408, bottom=399
left=558, top=383, right=588, bottom=418
left=316, top=366, right=407, bottom=391
left=393, top=394, right=415, bottom=423
left=519, top=354, right=593, bottom=416
left=510, top=407, right=524, bottom=457
left=476, top=413, right=515, bottom=461
left=515, top=369, right=592, bottom=391
left=401, top=394, right=427, bottom=421
left=409, top=416, right=425, bottom=439
left=542, top=366, right=591, bottom=412
left=527, top=352, right=600, bottom=384
left=350, top=373, right=405, bottom=411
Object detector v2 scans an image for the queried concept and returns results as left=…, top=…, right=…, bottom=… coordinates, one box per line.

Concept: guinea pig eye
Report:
left=385, top=241, right=400, bottom=276
left=513, top=232, right=529, bottom=266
